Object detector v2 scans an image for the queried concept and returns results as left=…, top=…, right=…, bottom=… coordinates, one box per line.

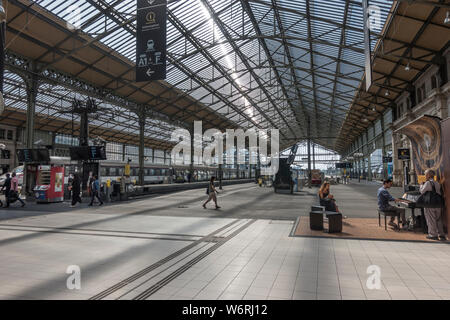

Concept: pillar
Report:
left=189, top=124, right=194, bottom=183
left=312, top=142, right=315, bottom=170
left=307, top=118, right=312, bottom=188
left=234, top=146, right=238, bottom=178
left=25, top=64, right=38, bottom=149
left=138, top=107, right=145, bottom=186
left=218, top=163, right=223, bottom=190
left=0, top=1, right=5, bottom=96
left=380, top=116, right=387, bottom=179
left=391, top=132, right=403, bottom=186
left=256, top=148, right=261, bottom=181
left=23, top=61, right=38, bottom=196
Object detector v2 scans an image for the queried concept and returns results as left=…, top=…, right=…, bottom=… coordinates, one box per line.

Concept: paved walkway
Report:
left=0, top=182, right=449, bottom=300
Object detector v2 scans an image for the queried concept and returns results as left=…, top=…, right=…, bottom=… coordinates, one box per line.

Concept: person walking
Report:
left=202, top=176, right=220, bottom=209
left=420, top=169, right=446, bottom=241
left=8, top=172, right=25, bottom=207
left=88, top=175, right=103, bottom=206
left=1, top=173, right=11, bottom=207
left=71, top=173, right=82, bottom=207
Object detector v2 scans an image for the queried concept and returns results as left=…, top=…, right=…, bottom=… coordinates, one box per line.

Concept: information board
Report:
left=383, top=156, right=393, bottom=163
left=336, top=162, right=353, bottom=169
left=397, top=148, right=410, bottom=160
left=88, top=146, right=107, bottom=160
left=17, top=149, right=50, bottom=162
left=69, top=146, right=107, bottom=161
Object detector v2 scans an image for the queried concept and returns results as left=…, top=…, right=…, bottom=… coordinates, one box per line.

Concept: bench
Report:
left=310, top=206, right=342, bottom=233
left=378, top=209, right=401, bottom=231
left=326, top=212, right=342, bottom=233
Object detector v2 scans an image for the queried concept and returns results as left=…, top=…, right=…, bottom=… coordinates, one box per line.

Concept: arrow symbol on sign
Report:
left=146, top=68, right=154, bottom=77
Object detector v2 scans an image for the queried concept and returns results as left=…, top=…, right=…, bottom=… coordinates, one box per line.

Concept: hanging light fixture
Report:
left=385, top=90, right=390, bottom=96
left=0, top=0, right=5, bottom=23
left=405, top=62, right=410, bottom=71
left=444, top=11, right=450, bottom=25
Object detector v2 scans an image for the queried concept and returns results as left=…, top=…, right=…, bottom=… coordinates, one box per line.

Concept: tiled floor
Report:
left=0, top=182, right=449, bottom=300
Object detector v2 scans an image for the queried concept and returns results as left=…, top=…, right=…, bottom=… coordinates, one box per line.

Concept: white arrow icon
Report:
left=146, top=68, right=154, bottom=77
left=148, top=0, right=156, bottom=5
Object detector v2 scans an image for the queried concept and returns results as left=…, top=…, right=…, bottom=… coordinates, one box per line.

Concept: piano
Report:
left=396, top=186, right=427, bottom=233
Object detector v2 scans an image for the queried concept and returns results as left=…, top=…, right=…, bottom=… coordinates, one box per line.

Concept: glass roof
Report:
left=11, top=0, right=394, bottom=150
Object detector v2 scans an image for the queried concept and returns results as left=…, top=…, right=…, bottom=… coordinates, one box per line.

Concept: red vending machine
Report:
left=34, top=165, right=65, bottom=203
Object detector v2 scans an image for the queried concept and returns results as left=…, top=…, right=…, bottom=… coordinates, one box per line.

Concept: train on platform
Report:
left=95, top=160, right=253, bottom=185
left=2, top=158, right=254, bottom=187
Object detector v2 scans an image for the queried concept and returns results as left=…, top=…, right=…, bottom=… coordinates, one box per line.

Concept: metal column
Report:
left=25, top=63, right=38, bottom=149
left=380, top=115, right=387, bottom=180
left=307, top=118, right=312, bottom=188
left=23, top=61, right=38, bottom=196
left=312, top=142, right=315, bottom=170
left=0, top=2, right=5, bottom=96
left=138, top=107, right=145, bottom=186
left=189, top=124, right=194, bottom=183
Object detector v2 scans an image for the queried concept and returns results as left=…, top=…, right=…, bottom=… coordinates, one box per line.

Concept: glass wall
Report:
left=106, top=142, right=123, bottom=161
left=369, top=149, right=383, bottom=180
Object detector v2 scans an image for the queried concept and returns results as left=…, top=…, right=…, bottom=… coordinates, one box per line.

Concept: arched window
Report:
left=417, top=87, right=423, bottom=103
left=398, top=102, right=404, bottom=117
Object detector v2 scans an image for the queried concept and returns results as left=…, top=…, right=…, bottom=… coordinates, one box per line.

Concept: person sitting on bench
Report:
left=377, top=179, right=407, bottom=229
left=319, top=182, right=339, bottom=212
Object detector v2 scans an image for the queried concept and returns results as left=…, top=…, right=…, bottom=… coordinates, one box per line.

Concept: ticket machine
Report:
left=33, top=165, right=65, bottom=203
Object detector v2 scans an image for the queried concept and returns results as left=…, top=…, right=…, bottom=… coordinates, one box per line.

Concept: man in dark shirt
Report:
left=377, top=179, right=407, bottom=229
left=1, top=173, right=11, bottom=208
left=88, top=175, right=103, bottom=206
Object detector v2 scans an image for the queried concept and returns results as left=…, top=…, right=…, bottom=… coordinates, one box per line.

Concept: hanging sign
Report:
left=136, top=0, right=167, bottom=82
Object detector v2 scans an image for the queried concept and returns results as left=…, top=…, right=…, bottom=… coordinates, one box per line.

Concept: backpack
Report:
left=416, top=181, right=444, bottom=208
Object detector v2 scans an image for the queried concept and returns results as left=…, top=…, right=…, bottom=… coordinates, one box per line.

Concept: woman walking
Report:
left=203, top=176, right=221, bottom=209
left=318, top=182, right=339, bottom=212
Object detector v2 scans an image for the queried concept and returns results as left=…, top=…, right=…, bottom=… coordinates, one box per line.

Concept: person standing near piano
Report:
left=420, top=169, right=446, bottom=241
left=377, top=179, right=407, bottom=229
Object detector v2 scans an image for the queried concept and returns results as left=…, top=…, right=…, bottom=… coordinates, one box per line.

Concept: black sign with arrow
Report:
left=136, top=0, right=167, bottom=82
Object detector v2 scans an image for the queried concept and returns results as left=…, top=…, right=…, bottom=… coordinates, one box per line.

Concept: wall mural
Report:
left=398, top=115, right=444, bottom=184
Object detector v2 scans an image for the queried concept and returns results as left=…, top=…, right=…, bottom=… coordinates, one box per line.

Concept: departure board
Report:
left=89, top=146, right=107, bottom=160
left=17, top=149, right=50, bottom=162
left=69, top=146, right=106, bottom=161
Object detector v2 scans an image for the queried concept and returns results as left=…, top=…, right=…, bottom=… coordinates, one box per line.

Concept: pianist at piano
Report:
left=419, top=169, right=446, bottom=241
left=377, top=179, right=407, bottom=229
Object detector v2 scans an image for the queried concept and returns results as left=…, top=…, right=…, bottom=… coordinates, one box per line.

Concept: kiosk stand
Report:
left=34, top=165, right=65, bottom=203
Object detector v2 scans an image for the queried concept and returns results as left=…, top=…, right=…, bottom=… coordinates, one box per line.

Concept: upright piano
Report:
left=396, top=185, right=427, bottom=233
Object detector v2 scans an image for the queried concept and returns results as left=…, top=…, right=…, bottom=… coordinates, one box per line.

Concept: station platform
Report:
left=0, top=181, right=449, bottom=300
